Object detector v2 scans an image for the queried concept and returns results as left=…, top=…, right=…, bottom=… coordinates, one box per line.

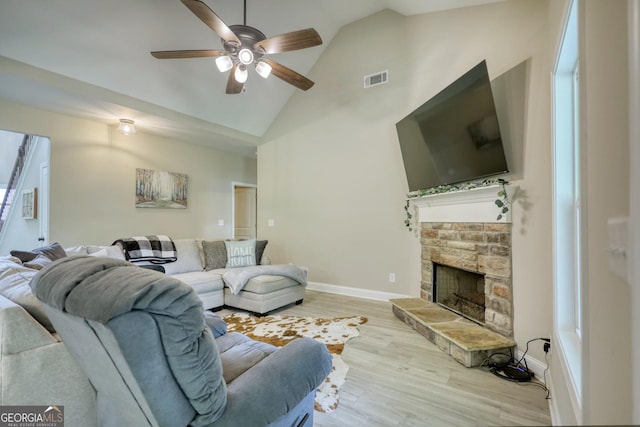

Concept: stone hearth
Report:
left=391, top=298, right=515, bottom=367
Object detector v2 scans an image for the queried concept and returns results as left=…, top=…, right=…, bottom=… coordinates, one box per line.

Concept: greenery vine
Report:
left=404, top=178, right=510, bottom=231
left=495, top=178, right=510, bottom=221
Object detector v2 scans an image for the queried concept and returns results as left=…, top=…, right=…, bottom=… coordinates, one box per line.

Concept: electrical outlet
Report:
left=388, top=273, right=396, bottom=283
left=543, top=340, right=551, bottom=353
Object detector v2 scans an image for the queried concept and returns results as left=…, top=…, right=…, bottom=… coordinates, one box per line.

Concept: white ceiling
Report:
left=0, top=0, right=504, bottom=156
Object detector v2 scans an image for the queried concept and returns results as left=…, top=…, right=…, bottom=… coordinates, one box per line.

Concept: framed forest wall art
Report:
left=135, top=168, right=188, bottom=209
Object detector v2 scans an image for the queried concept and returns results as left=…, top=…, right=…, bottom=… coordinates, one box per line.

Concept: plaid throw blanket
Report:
left=113, top=235, right=177, bottom=264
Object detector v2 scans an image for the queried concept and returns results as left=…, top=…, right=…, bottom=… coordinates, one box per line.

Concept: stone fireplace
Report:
left=421, top=221, right=513, bottom=338
left=414, top=185, right=516, bottom=338
left=391, top=185, right=517, bottom=366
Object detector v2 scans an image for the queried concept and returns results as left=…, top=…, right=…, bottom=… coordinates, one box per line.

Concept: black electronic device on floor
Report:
left=487, top=352, right=533, bottom=382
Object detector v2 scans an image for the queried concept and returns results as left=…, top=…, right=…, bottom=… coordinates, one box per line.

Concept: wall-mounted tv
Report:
left=396, top=60, right=509, bottom=192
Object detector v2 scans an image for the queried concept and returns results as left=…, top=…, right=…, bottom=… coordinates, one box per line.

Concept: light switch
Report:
left=217, top=219, right=224, bottom=226
left=268, top=219, right=275, bottom=227
left=607, top=217, right=628, bottom=281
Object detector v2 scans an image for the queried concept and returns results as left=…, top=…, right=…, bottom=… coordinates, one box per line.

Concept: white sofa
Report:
left=74, top=238, right=307, bottom=315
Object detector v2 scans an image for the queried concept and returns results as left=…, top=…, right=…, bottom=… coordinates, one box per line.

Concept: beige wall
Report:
left=545, top=1, right=633, bottom=424
left=259, top=0, right=553, bottom=361
left=0, top=99, right=257, bottom=247
left=581, top=0, right=631, bottom=423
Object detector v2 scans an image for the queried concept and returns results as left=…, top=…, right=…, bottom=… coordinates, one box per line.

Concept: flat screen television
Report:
left=396, top=60, right=509, bottom=192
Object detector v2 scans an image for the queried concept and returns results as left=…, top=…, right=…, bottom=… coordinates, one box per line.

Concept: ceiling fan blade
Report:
left=254, top=28, right=322, bottom=54
left=150, top=49, right=226, bottom=59
left=181, top=0, right=240, bottom=44
left=263, top=59, right=315, bottom=91
left=226, top=65, right=245, bottom=94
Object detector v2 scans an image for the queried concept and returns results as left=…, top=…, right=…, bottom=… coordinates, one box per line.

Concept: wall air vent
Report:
left=364, top=70, right=388, bottom=88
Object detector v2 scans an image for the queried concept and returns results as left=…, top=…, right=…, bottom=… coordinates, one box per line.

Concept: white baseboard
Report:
left=307, top=281, right=412, bottom=301
left=516, top=348, right=550, bottom=386
left=546, top=370, right=560, bottom=426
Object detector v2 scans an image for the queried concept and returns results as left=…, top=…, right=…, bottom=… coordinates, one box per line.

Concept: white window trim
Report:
left=552, top=0, right=584, bottom=421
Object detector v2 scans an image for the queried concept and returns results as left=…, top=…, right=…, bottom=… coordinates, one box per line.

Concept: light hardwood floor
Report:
left=221, top=290, right=552, bottom=427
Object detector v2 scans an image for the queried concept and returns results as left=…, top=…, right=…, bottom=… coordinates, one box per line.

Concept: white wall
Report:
left=259, top=0, right=553, bottom=362
left=0, top=99, right=257, bottom=247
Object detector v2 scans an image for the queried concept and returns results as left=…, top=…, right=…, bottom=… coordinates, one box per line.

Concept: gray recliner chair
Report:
left=30, top=256, right=332, bottom=427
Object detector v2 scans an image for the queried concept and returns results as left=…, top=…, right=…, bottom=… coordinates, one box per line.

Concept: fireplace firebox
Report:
left=420, top=221, right=513, bottom=338
left=433, top=263, right=485, bottom=324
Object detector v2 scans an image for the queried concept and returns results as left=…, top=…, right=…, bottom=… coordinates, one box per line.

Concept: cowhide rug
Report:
left=222, top=313, right=368, bottom=413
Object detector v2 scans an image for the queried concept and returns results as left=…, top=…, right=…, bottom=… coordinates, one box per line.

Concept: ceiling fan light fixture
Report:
left=238, top=48, right=254, bottom=65
left=117, top=119, right=136, bottom=135
left=255, top=60, right=272, bottom=79
left=215, top=55, right=234, bottom=72
left=234, top=65, right=248, bottom=83
left=150, top=1, right=322, bottom=93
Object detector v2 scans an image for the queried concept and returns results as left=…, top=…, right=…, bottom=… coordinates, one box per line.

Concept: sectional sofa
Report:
left=0, top=239, right=312, bottom=426
left=75, top=238, right=308, bottom=315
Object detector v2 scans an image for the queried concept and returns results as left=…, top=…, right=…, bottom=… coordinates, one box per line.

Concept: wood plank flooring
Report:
left=220, top=291, right=552, bottom=427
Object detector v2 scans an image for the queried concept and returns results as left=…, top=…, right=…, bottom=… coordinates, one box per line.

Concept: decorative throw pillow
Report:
left=23, top=254, right=53, bottom=270
left=202, top=240, right=228, bottom=270
left=224, top=239, right=256, bottom=268
left=11, top=242, right=67, bottom=262
left=88, top=246, right=126, bottom=260
left=163, top=239, right=204, bottom=275
left=255, top=240, right=268, bottom=265
left=204, top=311, right=227, bottom=338
left=64, top=245, right=89, bottom=256
left=86, top=245, right=107, bottom=254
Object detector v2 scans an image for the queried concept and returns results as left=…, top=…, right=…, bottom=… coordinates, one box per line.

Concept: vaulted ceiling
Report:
left=0, top=0, right=504, bottom=156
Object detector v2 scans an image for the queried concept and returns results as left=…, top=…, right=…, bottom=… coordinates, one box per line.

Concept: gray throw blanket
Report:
left=30, top=256, right=227, bottom=426
left=222, top=264, right=308, bottom=295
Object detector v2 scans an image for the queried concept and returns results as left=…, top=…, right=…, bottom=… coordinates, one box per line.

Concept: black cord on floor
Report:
left=482, top=338, right=551, bottom=399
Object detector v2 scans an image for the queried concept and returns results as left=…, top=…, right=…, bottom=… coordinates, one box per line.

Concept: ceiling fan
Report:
left=151, top=0, right=323, bottom=94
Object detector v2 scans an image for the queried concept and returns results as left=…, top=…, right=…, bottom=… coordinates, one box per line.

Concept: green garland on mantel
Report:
left=404, top=178, right=510, bottom=231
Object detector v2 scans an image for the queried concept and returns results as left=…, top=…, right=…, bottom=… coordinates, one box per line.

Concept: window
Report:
left=553, top=0, right=583, bottom=416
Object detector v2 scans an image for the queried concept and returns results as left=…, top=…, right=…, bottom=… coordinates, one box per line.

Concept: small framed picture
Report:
left=22, top=188, right=37, bottom=219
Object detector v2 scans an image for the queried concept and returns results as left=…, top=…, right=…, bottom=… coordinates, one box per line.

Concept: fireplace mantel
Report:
left=410, top=184, right=518, bottom=224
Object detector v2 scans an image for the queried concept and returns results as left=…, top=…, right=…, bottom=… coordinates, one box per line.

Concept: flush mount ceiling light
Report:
left=118, top=119, right=136, bottom=135
left=150, top=0, right=322, bottom=94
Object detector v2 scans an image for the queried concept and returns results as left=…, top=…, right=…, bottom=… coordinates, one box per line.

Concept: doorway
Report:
left=0, top=131, right=50, bottom=252
left=232, top=182, right=257, bottom=240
